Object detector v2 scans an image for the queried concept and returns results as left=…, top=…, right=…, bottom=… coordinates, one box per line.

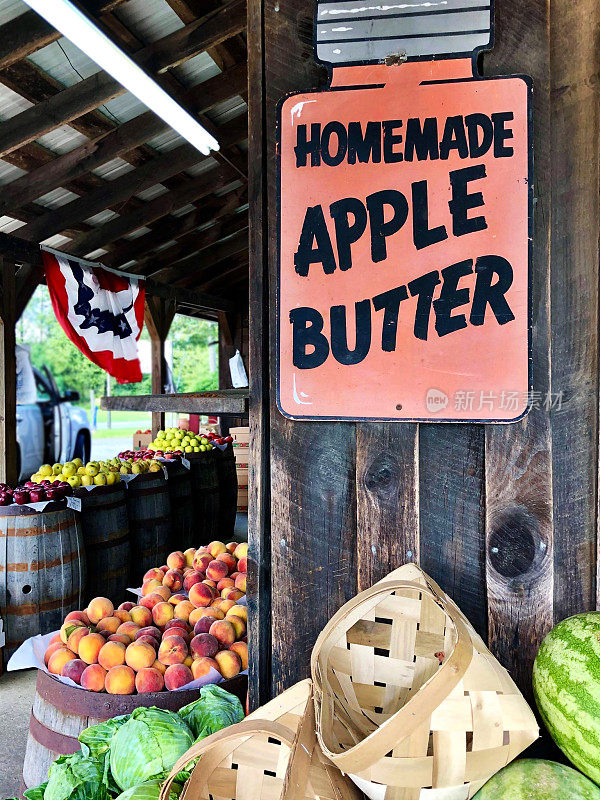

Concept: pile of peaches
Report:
left=43, top=540, right=249, bottom=695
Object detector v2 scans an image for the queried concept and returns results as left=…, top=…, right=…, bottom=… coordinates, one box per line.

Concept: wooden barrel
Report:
left=164, top=462, right=194, bottom=552
left=23, top=669, right=248, bottom=790
left=76, top=484, right=130, bottom=605
left=188, top=452, right=220, bottom=542
left=0, top=506, right=85, bottom=662
left=215, top=445, right=238, bottom=538
left=125, top=472, right=171, bottom=584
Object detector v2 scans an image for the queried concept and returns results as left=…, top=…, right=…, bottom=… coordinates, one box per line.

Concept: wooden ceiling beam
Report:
left=163, top=228, right=249, bottom=284
left=200, top=259, right=249, bottom=292
left=0, top=65, right=247, bottom=220
left=62, top=165, right=239, bottom=256
left=0, top=1, right=128, bottom=70
left=102, top=189, right=246, bottom=267
left=0, top=0, right=247, bottom=160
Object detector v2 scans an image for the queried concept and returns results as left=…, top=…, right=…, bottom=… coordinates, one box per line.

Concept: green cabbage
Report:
left=43, top=752, right=108, bottom=800
left=114, top=781, right=180, bottom=800
left=79, top=716, right=129, bottom=759
left=23, top=783, right=48, bottom=800
left=109, top=708, right=194, bottom=791
left=178, top=685, right=244, bottom=741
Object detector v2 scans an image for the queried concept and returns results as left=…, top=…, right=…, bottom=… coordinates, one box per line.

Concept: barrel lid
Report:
left=0, top=500, right=68, bottom=516
left=316, top=0, right=492, bottom=66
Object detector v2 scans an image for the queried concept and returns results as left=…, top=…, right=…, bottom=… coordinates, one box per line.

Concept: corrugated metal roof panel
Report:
left=85, top=248, right=109, bottom=259
left=171, top=204, right=197, bottom=218
left=41, top=233, right=72, bottom=248
left=27, top=38, right=101, bottom=87
left=0, top=159, right=26, bottom=185
left=155, top=239, right=178, bottom=252
left=0, top=0, right=29, bottom=26
left=85, top=209, right=119, bottom=226
left=208, top=97, right=247, bottom=126
left=124, top=226, right=152, bottom=239
left=101, top=91, right=147, bottom=125
left=136, top=184, right=169, bottom=201
left=172, top=52, right=221, bottom=87
left=0, top=83, right=32, bottom=120
left=114, top=0, right=183, bottom=44
left=0, top=216, right=26, bottom=233
left=146, top=128, right=185, bottom=152
left=185, top=157, right=218, bottom=177
left=92, top=158, right=135, bottom=180
left=36, top=125, right=88, bottom=154
left=35, top=187, right=80, bottom=209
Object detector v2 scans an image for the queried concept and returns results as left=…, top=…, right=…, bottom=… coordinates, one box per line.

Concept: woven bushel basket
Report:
left=311, top=564, right=539, bottom=800
left=160, top=679, right=361, bottom=800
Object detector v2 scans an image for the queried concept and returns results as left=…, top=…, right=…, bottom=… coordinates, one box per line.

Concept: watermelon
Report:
left=533, top=612, right=600, bottom=784
left=473, top=759, right=600, bottom=799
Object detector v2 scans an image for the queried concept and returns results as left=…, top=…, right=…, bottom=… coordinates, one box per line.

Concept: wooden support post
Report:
left=145, top=297, right=177, bottom=436
left=0, top=259, right=18, bottom=486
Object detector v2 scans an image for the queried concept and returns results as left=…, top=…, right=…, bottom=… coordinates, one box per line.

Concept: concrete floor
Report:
left=0, top=669, right=37, bottom=798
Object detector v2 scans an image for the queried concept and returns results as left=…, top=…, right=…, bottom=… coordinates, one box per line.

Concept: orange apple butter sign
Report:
left=277, top=1, right=531, bottom=422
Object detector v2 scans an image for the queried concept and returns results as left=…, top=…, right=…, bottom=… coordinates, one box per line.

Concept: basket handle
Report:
left=310, top=578, right=473, bottom=774
left=159, top=720, right=297, bottom=800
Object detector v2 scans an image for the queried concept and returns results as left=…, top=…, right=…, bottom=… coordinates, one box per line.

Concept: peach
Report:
left=234, top=542, right=248, bottom=560
left=192, top=657, right=220, bottom=679
left=206, top=560, right=229, bottom=582
left=130, top=606, right=153, bottom=628
left=98, top=641, right=126, bottom=670
left=189, top=583, right=214, bottom=609
left=49, top=632, right=62, bottom=645
left=81, top=663, right=107, bottom=691
left=193, top=551, right=212, bottom=570
left=183, top=571, right=203, bottom=593
left=96, top=616, right=121, bottom=635
left=108, top=633, right=131, bottom=645
left=158, top=635, right=187, bottom=666
left=217, top=578, right=235, bottom=592
left=164, top=664, right=193, bottom=691
left=163, top=569, right=183, bottom=592
left=228, top=615, right=246, bottom=639
left=227, top=605, right=247, bottom=623
left=153, top=585, right=172, bottom=601
left=194, top=617, right=217, bottom=636
left=118, top=601, right=135, bottom=612
left=152, top=601, right=174, bottom=628
left=174, top=601, right=195, bottom=622
left=135, top=626, right=161, bottom=640
left=143, top=568, right=165, bottom=583
left=67, top=626, right=91, bottom=654
left=45, top=641, right=66, bottom=665
left=79, top=633, right=106, bottom=664
left=165, top=618, right=190, bottom=632
left=226, top=542, right=237, bottom=554
left=142, top=578, right=162, bottom=596
left=234, top=574, right=247, bottom=593
left=117, top=621, right=140, bottom=640
left=190, top=633, right=219, bottom=659
left=62, top=658, right=87, bottom=684
left=209, top=620, right=236, bottom=647
left=184, top=656, right=193, bottom=668
left=224, top=589, right=244, bottom=603
left=207, top=541, right=227, bottom=558
left=140, top=593, right=166, bottom=611
left=216, top=552, right=237, bottom=573
left=168, top=593, right=187, bottom=606
left=136, top=635, right=159, bottom=650
left=237, top=556, right=248, bottom=574
left=114, top=609, right=132, bottom=623
left=135, top=667, right=164, bottom=694
left=230, top=641, right=248, bottom=670
left=167, top=551, right=186, bottom=571
left=152, top=659, right=166, bottom=675
left=60, top=620, right=85, bottom=644
left=219, top=600, right=236, bottom=613
left=126, top=641, right=156, bottom=671
left=65, top=610, right=90, bottom=625
left=210, top=598, right=224, bottom=608
left=188, top=608, right=206, bottom=626
left=230, top=571, right=240, bottom=580
left=215, top=650, right=242, bottom=679
left=105, top=665, right=135, bottom=695
left=204, top=580, right=218, bottom=589
left=48, top=647, right=77, bottom=675
left=86, top=597, right=114, bottom=624
left=183, top=547, right=196, bottom=567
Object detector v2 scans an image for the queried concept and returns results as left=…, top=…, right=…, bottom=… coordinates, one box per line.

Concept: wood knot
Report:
left=488, top=506, right=546, bottom=579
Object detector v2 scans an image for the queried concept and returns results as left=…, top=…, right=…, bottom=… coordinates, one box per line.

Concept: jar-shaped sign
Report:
left=278, top=1, right=531, bottom=422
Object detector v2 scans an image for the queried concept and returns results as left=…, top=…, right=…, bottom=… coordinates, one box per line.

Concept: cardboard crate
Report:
left=133, top=431, right=152, bottom=450
left=236, top=467, right=249, bottom=486
left=234, top=446, right=249, bottom=466
left=230, top=426, right=250, bottom=444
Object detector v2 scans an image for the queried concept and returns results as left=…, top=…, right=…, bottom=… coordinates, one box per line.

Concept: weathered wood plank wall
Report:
left=247, top=0, right=600, bottom=704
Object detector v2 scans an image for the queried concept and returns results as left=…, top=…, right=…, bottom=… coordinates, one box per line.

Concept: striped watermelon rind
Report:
left=473, top=759, right=600, bottom=799
left=533, top=612, right=600, bottom=784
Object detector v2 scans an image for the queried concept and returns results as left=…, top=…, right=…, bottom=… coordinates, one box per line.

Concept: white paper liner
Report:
left=7, top=630, right=247, bottom=692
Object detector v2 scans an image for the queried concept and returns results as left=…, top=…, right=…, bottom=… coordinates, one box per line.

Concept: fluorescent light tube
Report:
left=22, top=0, right=220, bottom=155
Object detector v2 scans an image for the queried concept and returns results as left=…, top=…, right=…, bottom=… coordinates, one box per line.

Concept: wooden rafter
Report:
left=0, top=0, right=247, bottom=160
left=157, top=228, right=249, bottom=284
